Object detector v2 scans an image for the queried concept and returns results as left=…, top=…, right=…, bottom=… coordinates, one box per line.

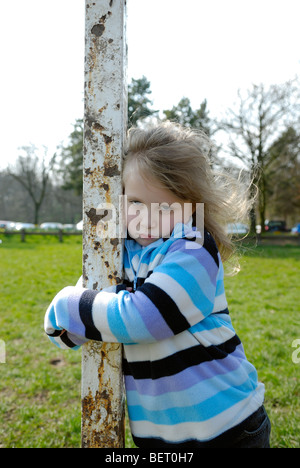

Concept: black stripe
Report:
left=123, top=334, right=241, bottom=379
left=79, top=290, right=102, bottom=341
left=213, top=307, right=230, bottom=315
left=47, top=329, right=62, bottom=337
left=132, top=435, right=209, bottom=448
left=60, top=332, right=78, bottom=349
left=139, top=282, right=190, bottom=335
left=182, top=229, right=219, bottom=267
left=136, top=277, right=146, bottom=289
left=116, top=283, right=129, bottom=293
left=203, top=230, right=219, bottom=267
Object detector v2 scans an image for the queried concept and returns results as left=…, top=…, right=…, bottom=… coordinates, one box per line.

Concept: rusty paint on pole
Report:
left=82, top=0, right=127, bottom=448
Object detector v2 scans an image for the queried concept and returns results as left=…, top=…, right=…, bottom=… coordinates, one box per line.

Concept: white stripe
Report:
left=124, top=266, right=135, bottom=281
left=147, top=252, right=165, bottom=271
left=213, top=292, right=228, bottom=312
left=138, top=262, right=149, bottom=279
left=92, top=291, right=118, bottom=342
left=124, top=330, right=197, bottom=363
left=124, top=323, right=235, bottom=363
left=133, top=253, right=166, bottom=279
left=130, top=388, right=265, bottom=442
left=193, top=325, right=235, bottom=347
left=131, top=253, right=140, bottom=270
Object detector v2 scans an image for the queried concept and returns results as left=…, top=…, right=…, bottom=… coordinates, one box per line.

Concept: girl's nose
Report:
left=140, top=208, right=156, bottom=229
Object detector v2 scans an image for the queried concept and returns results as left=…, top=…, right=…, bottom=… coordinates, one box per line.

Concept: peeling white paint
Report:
left=81, top=0, right=127, bottom=448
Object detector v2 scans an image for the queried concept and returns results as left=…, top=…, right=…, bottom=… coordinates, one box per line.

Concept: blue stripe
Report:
left=119, top=291, right=158, bottom=343
left=106, top=291, right=157, bottom=344
left=52, top=295, right=70, bottom=330
left=189, top=315, right=236, bottom=336
left=154, top=255, right=215, bottom=316
left=106, top=293, right=133, bottom=343
left=46, top=305, right=62, bottom=331
left=216, top=279, right=225, bottom=296
left=128, top=371, right=259, bottom=424
left=127, top=365, right=256, bottom=411
left=189, top=316, right=222, bottom=333
left=158, top=250, right=216, bottom=292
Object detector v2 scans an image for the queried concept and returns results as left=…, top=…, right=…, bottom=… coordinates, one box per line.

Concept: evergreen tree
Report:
left=128, top=76, right=158, bottom=127
left=163, top=97, right=212, bottom=136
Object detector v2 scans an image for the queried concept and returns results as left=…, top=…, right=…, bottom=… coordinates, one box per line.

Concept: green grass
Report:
left=0, top=235, right=299, bottom=448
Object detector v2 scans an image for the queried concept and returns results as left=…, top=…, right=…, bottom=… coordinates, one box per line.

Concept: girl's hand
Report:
left=126, top=287, right=133, bottom=292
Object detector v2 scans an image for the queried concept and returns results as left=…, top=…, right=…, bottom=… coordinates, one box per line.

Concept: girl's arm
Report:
left=44, top=240, right=219, bottom=349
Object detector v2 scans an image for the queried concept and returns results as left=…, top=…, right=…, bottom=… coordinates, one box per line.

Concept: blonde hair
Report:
left=124, top=121, right=253, bottom=272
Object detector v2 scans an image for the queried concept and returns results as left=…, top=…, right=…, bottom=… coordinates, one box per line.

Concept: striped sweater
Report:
left=44, top=221, right=265, bottom=447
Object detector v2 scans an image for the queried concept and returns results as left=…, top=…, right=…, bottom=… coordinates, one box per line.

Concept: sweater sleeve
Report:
left=44, top=240, right=219, bottom=348
left=44, top=279, right=127, bottom=350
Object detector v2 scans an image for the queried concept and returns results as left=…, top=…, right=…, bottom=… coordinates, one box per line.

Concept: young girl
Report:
left=44, top=121, right=271, bottom=448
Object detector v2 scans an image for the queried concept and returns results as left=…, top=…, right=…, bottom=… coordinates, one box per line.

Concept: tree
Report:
left=163, top=97, right=220, bottom=167
left=265, top=127, right=300, bottom=222
left=7, top=145, right=56, bottom=225
left=163, top=97, right=213, bottom=136
left=59, top=118, right=84, bottom=195
left=219, top=78, right=300, bottom=232
left=128, top=76, right=158, bottom=127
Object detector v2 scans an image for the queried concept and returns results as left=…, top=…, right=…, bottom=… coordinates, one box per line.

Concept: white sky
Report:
left=0, top=0, right=299, bottom=169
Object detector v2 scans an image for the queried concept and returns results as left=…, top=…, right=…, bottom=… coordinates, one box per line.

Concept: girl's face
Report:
left=124, top=164, right=191, bottom=247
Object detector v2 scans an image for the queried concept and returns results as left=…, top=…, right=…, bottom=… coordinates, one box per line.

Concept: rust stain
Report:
left=103, top=163, right=120, bottom=177
left=100, top=183, right=109, bottom=192
left=85, top=114, right=115, bottom=167
left=98, top=105, right=107, bottom=114
left=94, top=241, right=100, bottom=251
left=86, top=208, right=107, bottom=226
left=93, top=122, right=106, bottom=132
left=81, top=344, right=125, bottom=448
left=82, top=391, right=124, bottom=448
left=103, top=134, right=112, bottom=145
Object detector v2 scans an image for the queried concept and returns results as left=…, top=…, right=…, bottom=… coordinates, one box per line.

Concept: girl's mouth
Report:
left=139, top=233, right=153, bottom=239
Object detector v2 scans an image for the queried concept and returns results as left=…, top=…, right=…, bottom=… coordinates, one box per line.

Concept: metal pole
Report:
left=82, top=0, right=127, bottom=448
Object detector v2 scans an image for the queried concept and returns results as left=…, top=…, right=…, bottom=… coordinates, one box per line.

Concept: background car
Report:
left=0, top=221, right=16, bottom=230
left=40, top=222, right=63, bottom=230
left=15, top=222, right=35, bottom=231
left=264, top=220, right=288, bottom=232
left=227, top=223, right=249, bottom=234
left=62, top=224, right=76, bottom=231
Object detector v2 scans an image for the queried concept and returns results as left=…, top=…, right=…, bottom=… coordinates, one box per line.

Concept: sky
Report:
left=0, top=0, right=299, bottom=169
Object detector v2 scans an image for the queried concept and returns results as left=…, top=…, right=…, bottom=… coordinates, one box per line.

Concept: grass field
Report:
left=0, top=234, right=299, bottom=448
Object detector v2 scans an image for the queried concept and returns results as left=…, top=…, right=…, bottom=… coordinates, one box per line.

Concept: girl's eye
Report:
left=159, top=203, right=171, bottom=211
left=129, top=200, right=142, bottom=205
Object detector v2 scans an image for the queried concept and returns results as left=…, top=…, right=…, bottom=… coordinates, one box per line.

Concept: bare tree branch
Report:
left=7, top=145, right=56, bottom=225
